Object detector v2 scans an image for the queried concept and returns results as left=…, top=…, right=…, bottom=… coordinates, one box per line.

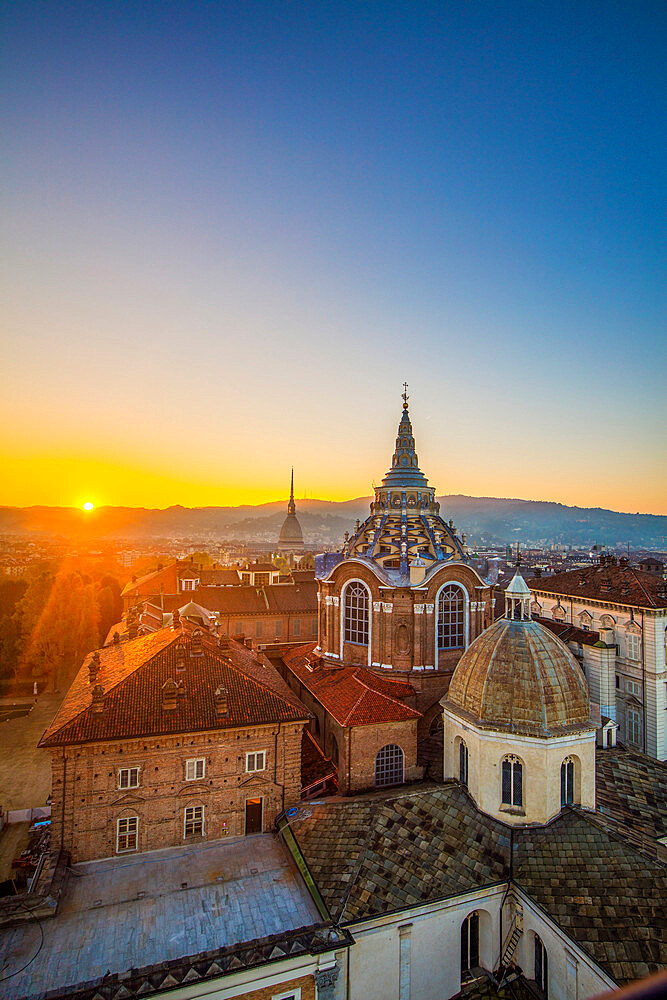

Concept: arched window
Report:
left=375, top=744, right=404, bottom=787
left=461, top=911, right=480, bottom=975
left=459, top=740, right=469, bottom=787
left=501, top=755, right=523, bottom=808
left=534, top=934, right=548, bottom=998
left=344, top=583, right=369, bottom=646
left=437, top=585, right=466, bottom=650
left=561, top=756, right=575, bottom=806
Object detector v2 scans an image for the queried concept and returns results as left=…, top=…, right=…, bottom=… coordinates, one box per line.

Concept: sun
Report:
left=83, top=501, right=94, bottom=511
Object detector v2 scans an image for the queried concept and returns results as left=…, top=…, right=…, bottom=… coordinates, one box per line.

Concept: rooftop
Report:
left=40, top=627, right=309, bottom=747
left=527, top=565, right=667, bottom=610
left=283, top=782, right=667, bottom=985
left=0, top=835, right=321, bottom=1000
left=281, top=643, right=421, bottom=727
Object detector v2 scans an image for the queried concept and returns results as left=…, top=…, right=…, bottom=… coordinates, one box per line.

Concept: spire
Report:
left=287, top=467, right=296, bottom=516
left=381, top=386, right=428, bottom=488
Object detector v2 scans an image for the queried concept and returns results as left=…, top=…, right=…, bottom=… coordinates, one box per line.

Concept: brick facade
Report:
left=49, top=720, right=304, bottom=863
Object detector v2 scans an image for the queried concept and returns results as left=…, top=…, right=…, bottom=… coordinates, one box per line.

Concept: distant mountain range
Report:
left=0, top=496, right=665, bottom=548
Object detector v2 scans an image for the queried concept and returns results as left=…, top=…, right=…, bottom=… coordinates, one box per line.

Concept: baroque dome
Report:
left=444, top=614, right=592, bottom=738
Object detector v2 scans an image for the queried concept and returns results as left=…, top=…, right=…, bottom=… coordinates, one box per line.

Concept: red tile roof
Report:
left=535, top=616, right=600, bottom=647
left=528, top=566, right=667, bottom=609
left=40, top=627, right=309, bottom=747
left=281, top=645, right=421, bottom=728
left=301, top=729, right=337, bottom=792
left=194, top=581, right=318, bottom=616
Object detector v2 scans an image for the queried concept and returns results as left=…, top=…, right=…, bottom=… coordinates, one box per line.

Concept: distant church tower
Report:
left=277, top=469, right=304, bottom=553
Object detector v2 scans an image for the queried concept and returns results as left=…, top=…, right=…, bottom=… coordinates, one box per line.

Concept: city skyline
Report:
left=2, top=3, right=666, bottom=514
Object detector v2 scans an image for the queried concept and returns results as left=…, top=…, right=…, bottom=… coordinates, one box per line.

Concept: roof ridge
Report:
left=342, top=684, right=370, bottom=726
left=354, top=671, right=420, bottom=715
left=629, top=567, right=657, bottom=607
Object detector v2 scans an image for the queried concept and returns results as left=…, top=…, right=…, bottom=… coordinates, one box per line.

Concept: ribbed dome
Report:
left=444, top=617, right=592, bottom=737
left=279, top=513, right=304, bottom=546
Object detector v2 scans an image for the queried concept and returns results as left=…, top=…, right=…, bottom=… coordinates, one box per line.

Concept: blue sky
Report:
left=2, top=2, right=665, bottom=511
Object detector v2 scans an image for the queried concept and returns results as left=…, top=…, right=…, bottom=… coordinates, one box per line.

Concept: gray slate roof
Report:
left=287, top=782, right=667, bottom=985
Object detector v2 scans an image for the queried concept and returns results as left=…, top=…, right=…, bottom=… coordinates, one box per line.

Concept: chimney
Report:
left=175, top=642, right=186, bottom=673
left=534, top=567, right=542, bottom=578
left=157, top=562, right=163, bottom=571
left=190, top=629, right=204, bottom=657
left=177, top=679, right=186, bottom=699
left=88, top=651, right=101, bottom=684
left=127, top=608, right=139, bottom=641
left=172, top=608, right=180, bottom=630
left=112, top=631, right=120, bottom=645
left=91, top=684, right=105, bottom=714
left=244, top=637, right=253, bottom=650
left=162, top=679, right=178, bottom=711
left=218, top=634, right=230, bottom=653
left=215, top=686, right=228, bottom=716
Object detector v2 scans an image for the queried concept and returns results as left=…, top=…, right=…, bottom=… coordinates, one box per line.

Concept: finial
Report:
left=402, top=381, right=409, bottom=409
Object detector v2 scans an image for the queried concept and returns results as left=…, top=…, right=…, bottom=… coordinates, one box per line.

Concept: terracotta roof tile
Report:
left=528, top=566, right=667, bottom=609
left=282, top=646, right=421, bottom=727
left=39, top=628, right=309, bottom=747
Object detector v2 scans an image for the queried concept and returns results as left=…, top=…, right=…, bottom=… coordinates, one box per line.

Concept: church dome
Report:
left=445, top=615, right=592, bottom=738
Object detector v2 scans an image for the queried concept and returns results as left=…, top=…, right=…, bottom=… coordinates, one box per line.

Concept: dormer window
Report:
left=180, top=578, right=198, bottom=592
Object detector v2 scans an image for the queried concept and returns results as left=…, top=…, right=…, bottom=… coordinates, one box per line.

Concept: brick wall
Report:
left=232, top=973, right=315, bottom=1000
left=50, top=721, right=304, bottom=863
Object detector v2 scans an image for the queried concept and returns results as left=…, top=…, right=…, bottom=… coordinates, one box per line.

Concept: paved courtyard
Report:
left=1, top=834, right=320, bottom=999
left=0, top=692, right=63, bottom=811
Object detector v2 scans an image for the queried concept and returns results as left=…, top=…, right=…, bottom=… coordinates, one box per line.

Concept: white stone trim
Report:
left=332, top=596, right=339, bottom=608
left=425, top=603, right=434, bottom=614
left=325, top=595, right=333, bottom=606
left=382, top=602, right=393, bottom=613
left=340, top=578, right=373, bottom=668
left=414, top=604, right=424, bottom=614
left=373, top=601, right=382, bottom=612
left=434, top=581, right=470, bottom=669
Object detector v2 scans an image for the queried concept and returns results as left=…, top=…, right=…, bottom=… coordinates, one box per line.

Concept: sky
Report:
left=1, top=2, right=666, bottom=514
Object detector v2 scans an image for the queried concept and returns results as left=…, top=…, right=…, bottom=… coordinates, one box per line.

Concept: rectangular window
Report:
left=246, top=751, right=266, bottom=773
left=255, top=572, right=270, bottom=586
left=293, top=619, right=301, bottom=637
left=615, top=675, right=620, bottom=689
left=234, top=621, right=243, bottom=634
left=626, top=679, right=642, bottom=697
left=275, top=619, right=283, bottom=637
left=311, top=617, right=317, bottom=635
left=116, top=816, right=138, bottom=853
left=255, top=620, right=263, bottom=637
left=180, top=579, right=196, bottom=591
left=184, top=805, right=204, bottom=837
left=118, top=767, right=140, bottom=789
left=241, top=573, right=251, bottom=584
left=185, top=758, right=205, bottom=781
left=627, top=709, right=641, bottom=745
left=626, top=634, right=641, bottom=660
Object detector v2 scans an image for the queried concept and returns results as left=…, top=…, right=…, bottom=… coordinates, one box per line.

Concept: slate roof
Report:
left=594, top=745, right=667, bottom=857
left=527, top=566, right=667, bottom=609
left=513, top=809, right=667, bottom=983
left=40, top=627, right=309, bottom=747
left=284, top=783, right=667, bottom=985
left=282, top=644, right=421, bottom=727
left=288, top=783, right=509, bottom=923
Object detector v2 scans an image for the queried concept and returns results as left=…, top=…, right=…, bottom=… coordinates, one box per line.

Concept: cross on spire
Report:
left=402, top=382, right=409, bottom=409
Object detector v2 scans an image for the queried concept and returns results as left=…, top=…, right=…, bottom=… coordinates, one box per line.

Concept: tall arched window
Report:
left=344, top=583, right=369, bottom=646
left=459, top=740, right=469, bottom=787
left=461, top=911, right=480, bottom=975
left=560, top=756, right=575, bottom=806
left=501, top=755, right=523, bottom=808
left=437, top=585, right=466, bottom=651
left=534, top=934, right=548, bottom=998
left=375, top=744, right=404, bottom=787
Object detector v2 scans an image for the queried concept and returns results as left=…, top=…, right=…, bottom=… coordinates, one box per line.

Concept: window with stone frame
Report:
left=534, top=934, right=549, bottom=998
left=184, top=805, right=204, bottom=837
left=293, top=619, right=301, bottom=637
left=437, top=585, right=466, bottom=650
left=246, top=750, right=266, bottom=773
left=627, top=708, right=642, bottom=745
left=560, top=756, right=575, bottom=806
left=275, top=619, right=283, bottom=637
left=459, top=740, right=469, bottom=787
left=116, top=815, right=138, bottom=853
left=501, top=755, right=523, bottom=807
left=118, top=766, right=140, bottom=789
left=344, top=583, right=369, bottom=646
left=185, top=757, right=205, bottom=781
left=626, top=633, right=642, bottom=661
left=461, top=911, right=480, bottom=976
left=626, top=678, right=642, bottom=697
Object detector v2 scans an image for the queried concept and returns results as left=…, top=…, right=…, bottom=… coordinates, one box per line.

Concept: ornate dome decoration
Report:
left=445, top=569, right=592, bottom=738
left=278, top=468, right=304, bottom=551
left=345, top=387, right=465, bottom=579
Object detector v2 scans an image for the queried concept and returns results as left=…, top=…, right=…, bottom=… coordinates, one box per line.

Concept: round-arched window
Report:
left=459, top=740, right=469, bottom=787
left=375, top=744, right=404, bottom=787
left=437, top=585, right=466, bottom=650
left=344, top=583, right=369, bottom=646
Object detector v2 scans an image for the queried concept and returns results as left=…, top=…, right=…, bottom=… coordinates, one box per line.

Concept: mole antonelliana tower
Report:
left=277, top=468, right=304, bottom=554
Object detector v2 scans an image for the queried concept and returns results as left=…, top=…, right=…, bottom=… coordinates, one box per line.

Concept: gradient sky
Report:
left=2, top=2, right=665, bottom=513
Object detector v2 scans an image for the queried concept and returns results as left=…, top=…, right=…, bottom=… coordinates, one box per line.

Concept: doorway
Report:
left=245, top=797, right=263, bottom=835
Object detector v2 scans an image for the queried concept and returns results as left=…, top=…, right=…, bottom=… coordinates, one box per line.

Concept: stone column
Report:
left=332, top=596, right=340, bottom=659
left=425, top=603, right=434, bottom=669
left=372, top=602, right=382, bottom=665
left=382, top=602, right=393, bottom=668
left=413, top=604, right=424, bottom=668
